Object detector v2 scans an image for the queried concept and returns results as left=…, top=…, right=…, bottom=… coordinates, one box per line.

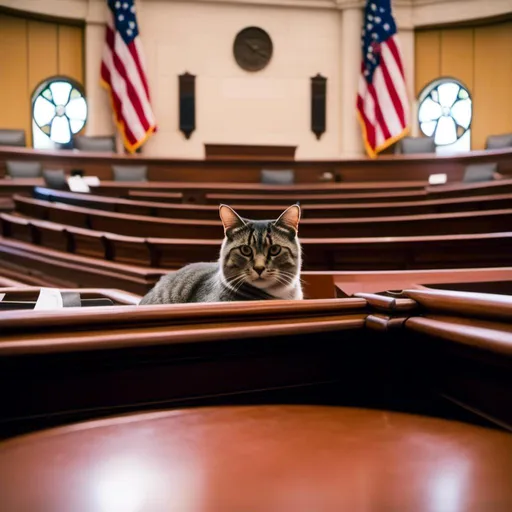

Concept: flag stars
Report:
left=368, top=14, right=373, bottom=21
left=371, top=3, right=377, bottom=10
left=383, top=23, right=390, bottom=31
left=380, top=7, right=385, bottom=12
left=118, top=14, right=124, bottom=21
left=129, top=21, right=135, bottom=28
left=367, top=23, right=373, bottom=29
left=374, top=16, right=381, bottom=23
left=126, top=28, right=133, bottom=36
left=115, top=1, right=120, bottom=7
left=130, top=5, right=135, bottom=13
left=123, top=2, right=129, bottom=8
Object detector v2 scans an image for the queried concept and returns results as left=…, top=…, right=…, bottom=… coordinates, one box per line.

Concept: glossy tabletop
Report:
left=0, top=406, right=511, bottom=512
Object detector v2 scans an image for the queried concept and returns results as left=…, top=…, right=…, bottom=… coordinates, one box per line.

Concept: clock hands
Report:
left=245, top=40, right=268, bottom=59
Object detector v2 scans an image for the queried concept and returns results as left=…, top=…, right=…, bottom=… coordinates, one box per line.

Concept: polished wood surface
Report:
left=1, top=406, right=511, bottom=512
left=1, top=145, right=512, bottom=182
left=33, top=187, right=512, bottom=220
left=3, top=177, right=512, bottom=206
left=1, top=284, right=512, bottom=437
left=3, top=214, right=512, bottom=274
left=0, top=287, right=141, bottom=306
left=13, top=195, right=512, bottom=239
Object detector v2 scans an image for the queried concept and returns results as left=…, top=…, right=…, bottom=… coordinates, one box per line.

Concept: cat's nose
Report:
left=253, top=266, right=265, bottom=276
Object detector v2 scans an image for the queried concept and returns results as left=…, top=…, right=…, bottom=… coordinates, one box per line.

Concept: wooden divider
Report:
left=2, top=175, right=512, bottom=206
left=34, top=187, right=512, bottom=220
left=13, top=195, right=512, bottom=239
left=0, top=286, right=511, bottom=439
left=3, top=213, right=512, bottom=273
left=1, top=145, right=511, bottom=182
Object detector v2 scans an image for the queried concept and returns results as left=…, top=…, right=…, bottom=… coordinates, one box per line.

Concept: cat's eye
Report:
left=269, top=244, right=282, bottom=256
left=239, top=245, right=253, bottom=257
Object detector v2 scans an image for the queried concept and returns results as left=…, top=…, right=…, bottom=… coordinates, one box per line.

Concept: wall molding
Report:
left=1, top=0, right=510, bottom=27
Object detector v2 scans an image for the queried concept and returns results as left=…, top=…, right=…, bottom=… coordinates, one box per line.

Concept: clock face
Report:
left=233, top=27, right=273, bottom=72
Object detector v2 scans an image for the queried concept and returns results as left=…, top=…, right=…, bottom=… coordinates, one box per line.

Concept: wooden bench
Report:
left=3, top=175, right=512, bottom=207
left=3, top=212, right=512, bottom=272
left=35, top=186, right=512, bottom=220
left=3, top=227, right=512, bottom=295
left=14, top=195, right=512, bottom=239
left=0, top=236, right=162, bottom=294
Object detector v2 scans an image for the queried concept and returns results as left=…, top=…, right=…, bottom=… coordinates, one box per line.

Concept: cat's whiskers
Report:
left=226, top=273, right=248, bottom=294
left=277, top=270, right=300, bottom=284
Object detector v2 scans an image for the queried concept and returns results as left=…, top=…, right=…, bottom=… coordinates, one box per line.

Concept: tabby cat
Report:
left=139, top=204, right=303, bottom=305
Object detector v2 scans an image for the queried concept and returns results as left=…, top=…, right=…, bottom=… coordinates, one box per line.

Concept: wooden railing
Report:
left=1, top=145, right=512, bottom=182
left=0, top=286, right=511, bottom=438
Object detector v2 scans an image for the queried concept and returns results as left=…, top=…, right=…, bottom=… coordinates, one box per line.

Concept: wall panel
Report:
left=0, top=14, right=30, bottom=136
left=58, top=25, right=83, bottom=84
left=473, top=21, right=512, bottom=150
left=28, top=20, right=58, bottom=93
left=414, top=30, right=440, bottom=96
left=440, top=28, right=474, bottom=91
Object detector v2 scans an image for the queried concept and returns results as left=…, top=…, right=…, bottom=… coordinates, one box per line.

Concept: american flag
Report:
left=357, top=0, right=409, bottom=158
left=100, top=0, right=156, bottom=153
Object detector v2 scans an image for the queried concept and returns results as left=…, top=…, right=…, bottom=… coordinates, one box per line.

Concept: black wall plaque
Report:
left=179, top=72, right=196, bottom=139
left=311, top=74, right=327, bottom=140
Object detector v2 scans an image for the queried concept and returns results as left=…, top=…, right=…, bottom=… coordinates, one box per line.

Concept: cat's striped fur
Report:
left=139, top=204, right=303, bottom=305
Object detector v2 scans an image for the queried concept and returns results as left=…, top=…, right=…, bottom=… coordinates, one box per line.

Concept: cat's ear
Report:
left=275, top=204, right=301, bottom=233
left=219, top=204, right=246, bottom=234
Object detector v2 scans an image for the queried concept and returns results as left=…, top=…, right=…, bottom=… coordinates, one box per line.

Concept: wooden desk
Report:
left=1, top=145, right=511, bottom=182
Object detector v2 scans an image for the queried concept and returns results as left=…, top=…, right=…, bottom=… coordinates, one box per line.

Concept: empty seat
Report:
left=260, top=169, right=295, bottom=185
left=6, top=161, right=42, bottom=178
left=395, top=136, right=436, bottom=154
left=42, top=169, right=68, bottom=190
left=74, top=135, right=116, bottom=152
left=463, top=163, right=498, bottom=183
left=112, top=165, right=148, bottom=181
left=0, top=129, right=26, bottom=147
left=485, top=133, right=512, bottom=150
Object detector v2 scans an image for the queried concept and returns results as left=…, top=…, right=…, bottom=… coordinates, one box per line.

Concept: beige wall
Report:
left=137, top=1, right=342, bottom=158
left=0, top=11, right=84, bottom=145
left=415, top=20, right=512, bottom=150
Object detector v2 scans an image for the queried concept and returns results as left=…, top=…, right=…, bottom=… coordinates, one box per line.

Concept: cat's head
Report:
left=218, top=204, right=302, bottom=292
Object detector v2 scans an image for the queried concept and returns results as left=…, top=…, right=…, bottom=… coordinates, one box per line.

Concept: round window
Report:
left=418, top=78, right=472, bottom=150
left=32, top=77, right=87, bottom=148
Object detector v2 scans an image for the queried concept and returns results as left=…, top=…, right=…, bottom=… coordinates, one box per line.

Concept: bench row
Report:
left=2, top=235, right=512, bottom=297
left=3, top=175, right=512, bottom=204
left=34, top=186, right=512, bottom=220
left=15, top=195, right=512, bottom=239
left=2, top=212, right=512, bottom=271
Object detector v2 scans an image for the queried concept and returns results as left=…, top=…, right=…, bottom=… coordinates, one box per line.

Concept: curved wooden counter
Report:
left=0, top=405, right=511, bottom=511
left=1, top=145, right=511, bottom=182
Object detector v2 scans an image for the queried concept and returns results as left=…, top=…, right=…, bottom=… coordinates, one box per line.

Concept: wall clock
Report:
left=233, top=27, right=273, bottom=72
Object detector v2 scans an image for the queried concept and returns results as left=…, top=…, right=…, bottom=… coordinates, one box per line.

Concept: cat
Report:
left=139, top=204, right=303, bottom=305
